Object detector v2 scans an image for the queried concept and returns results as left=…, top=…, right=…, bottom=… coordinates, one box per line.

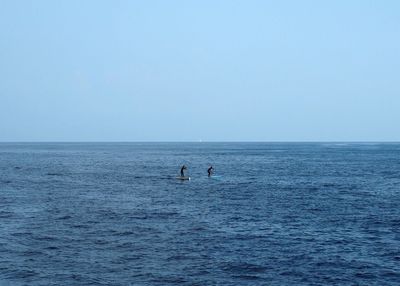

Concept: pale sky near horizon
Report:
left=1, top=0, right=399, bottom=141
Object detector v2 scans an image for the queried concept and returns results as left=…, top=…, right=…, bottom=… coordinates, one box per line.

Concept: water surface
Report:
left=0, top=143, right=399, bottom=285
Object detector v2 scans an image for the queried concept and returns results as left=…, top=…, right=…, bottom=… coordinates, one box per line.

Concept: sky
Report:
left=0, top=0, right=399, bottom=142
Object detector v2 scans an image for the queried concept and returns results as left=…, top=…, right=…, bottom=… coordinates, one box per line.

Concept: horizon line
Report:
left=1, top=141, right=400, bottom=144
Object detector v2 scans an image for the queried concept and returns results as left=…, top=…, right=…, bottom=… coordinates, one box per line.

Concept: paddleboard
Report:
left=176, top=176, right=191, bottom=181
left=209, top=175, right=222, bottom=179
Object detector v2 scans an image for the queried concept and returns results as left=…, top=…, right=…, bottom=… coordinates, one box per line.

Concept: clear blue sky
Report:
left=1, top=0, right=399, bottom=141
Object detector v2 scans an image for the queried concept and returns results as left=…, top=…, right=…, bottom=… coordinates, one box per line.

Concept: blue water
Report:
left=1, top=143, right=400, bottom=285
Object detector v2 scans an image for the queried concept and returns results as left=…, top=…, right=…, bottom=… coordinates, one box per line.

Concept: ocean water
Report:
left=0, top=142, right=399, bottom=286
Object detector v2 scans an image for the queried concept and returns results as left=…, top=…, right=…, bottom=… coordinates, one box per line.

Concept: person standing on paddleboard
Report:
left=180, top=165, right=187, bottom=177
left=208, top=166, right=214, bottom=177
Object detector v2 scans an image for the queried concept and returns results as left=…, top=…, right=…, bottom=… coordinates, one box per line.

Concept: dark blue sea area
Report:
left=0, top=142, right=399, bottom=285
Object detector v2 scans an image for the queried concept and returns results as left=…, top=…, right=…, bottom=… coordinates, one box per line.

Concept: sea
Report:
left=0, top=142, right=399, bottom=285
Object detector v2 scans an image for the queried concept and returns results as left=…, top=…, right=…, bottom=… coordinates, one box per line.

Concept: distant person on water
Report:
left=208, top=166, right=214, bottom=177
left=180, top=165, right=187, bottom=177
